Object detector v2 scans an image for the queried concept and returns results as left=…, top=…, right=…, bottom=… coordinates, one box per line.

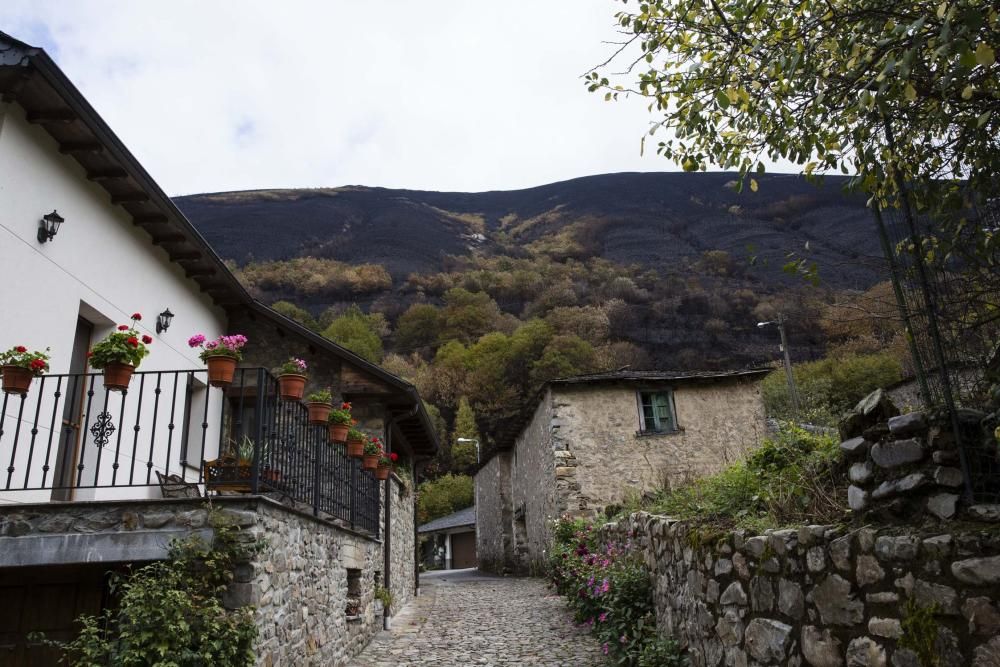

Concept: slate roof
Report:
left=418, top=506, right=476, bottom=534
left=550, top=368, right=773, bottom=385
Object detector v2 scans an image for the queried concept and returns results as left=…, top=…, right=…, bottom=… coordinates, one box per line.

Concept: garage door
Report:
left=0, top=564, right=107, bottom=666
left=451, top=531, right=477, bottom=569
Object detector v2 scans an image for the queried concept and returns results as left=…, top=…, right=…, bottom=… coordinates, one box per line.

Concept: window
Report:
left=637, top=390, right=676, bottom=434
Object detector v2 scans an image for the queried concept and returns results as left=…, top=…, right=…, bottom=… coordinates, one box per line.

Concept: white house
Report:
left=0, top=31, right=437, bottom=664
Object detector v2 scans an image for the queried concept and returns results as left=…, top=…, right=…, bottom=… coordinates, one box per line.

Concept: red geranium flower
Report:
left=118, top=325, right=129, bottom=331
left=29, top=359, right=46, bottom=370
left=341, top=402, right=352, bottom=410
left=131, top=313, right=142, bottom=321
left=127, top=336, right=139, bottom=347
left=15, top=345, right=27, bottom=353
left=389, top=452, right=399, bottom=462
left=86, top=351, right=93, bottom=358
left=141, top=335, right=153, bottom=344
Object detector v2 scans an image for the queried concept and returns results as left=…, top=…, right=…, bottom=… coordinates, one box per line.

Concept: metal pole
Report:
left=777, top=315, right=801, bottom=416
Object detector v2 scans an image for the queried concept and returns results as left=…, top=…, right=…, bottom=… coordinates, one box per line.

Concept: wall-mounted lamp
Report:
left=156, top=309, right=175, bottom=334
left=37, top=210, right=65, bottom=243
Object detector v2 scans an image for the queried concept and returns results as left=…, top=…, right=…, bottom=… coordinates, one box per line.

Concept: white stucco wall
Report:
left=0, top=102, right=227, bottom=502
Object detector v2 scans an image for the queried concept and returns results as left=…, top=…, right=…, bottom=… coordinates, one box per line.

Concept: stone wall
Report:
left=511, top=389, right=557, bottom=571
left=475, top=451, right=514, bottom=573
left=387, top=474, right=415, bottom=613
left=838, top=389, right=1000, bottom=524
left=606, top=512, right=1000, bottom=667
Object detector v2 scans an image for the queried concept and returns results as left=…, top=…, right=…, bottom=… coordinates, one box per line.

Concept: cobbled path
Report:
left=348, top=569, right=607, bottom=666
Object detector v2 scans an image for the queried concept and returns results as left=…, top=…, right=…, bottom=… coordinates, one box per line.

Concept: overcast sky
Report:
left=0, top=1, right=691, bottom=195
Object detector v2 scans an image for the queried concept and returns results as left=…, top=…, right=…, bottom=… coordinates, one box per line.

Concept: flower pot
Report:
left=205, top=355, right=237, bottom=388
left=362, top=454, right=379, bottom=471
left=346, top=439, right=364, bottom=458
left=375, top=465, right=391, bottom=481
left=329, top=422, right=350, bottom=443
left=103, top=362, right=135, bottom=392
left=1, top=366, right=34, bottom=396
left=307, top=402, right=333, bottom=426
left=277, top=374, right=306, bottom=401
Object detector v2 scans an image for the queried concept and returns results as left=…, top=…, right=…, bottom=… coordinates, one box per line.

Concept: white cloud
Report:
left=2, top=1, right=689, bottom=194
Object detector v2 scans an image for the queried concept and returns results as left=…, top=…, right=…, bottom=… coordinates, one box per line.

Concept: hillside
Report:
left=176, top=172, right=883, bottom=290
left=175, top=172, right=891, bottom=449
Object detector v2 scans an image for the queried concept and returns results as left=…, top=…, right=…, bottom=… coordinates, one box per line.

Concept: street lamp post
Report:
left=457, top=437, right=480, bottom=464
left=758, top=314, right=801, bottom=417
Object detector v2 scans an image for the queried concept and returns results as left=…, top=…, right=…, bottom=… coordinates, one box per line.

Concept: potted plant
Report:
left=362, top=436, right=383, bottom=471
left=346, top=427, right=365, bottom=458
left=275, top=357, right=308, bottom=401
left=88, top=313, right=152, bottom=391
left=375, top=451, right=398, bottom=481
left=188, top=333, right=247, bottom=387
left=306, top=388, right=334, bottom=425
left=328, top=402, right=353, bottom=442
left=0, top=345, right=50, bottom=396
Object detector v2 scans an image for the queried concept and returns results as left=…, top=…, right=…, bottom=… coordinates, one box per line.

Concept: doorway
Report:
left=50, top=317, right=93, bottom=500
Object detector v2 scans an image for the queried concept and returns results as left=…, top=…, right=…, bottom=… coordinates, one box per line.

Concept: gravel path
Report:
left=348, top=569, right=607, bottom=666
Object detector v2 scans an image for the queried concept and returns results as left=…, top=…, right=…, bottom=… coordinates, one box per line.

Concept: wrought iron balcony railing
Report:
left=0, top=367, right=380, bottom=536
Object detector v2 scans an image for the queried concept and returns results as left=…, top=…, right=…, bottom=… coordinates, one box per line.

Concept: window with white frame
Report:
left=637, top=390, right=677, bottom=433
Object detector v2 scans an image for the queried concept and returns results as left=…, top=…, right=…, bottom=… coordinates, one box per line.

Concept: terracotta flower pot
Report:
left=329, top=422, right=350, bottom=443
left=362, top=454, right=379, bottom=471
left=277, top=374, right=306, bottom=401
left=205, top=355, right=237, bottom=388
left=375, top=465, right=391, bottom=481
left=346, top=439, right=364, bottom=458
left=1, top=365, right=34, bottom=396
left=307, top=402, right=333, bottom=426
left=103, top=362, right=135, bottom=392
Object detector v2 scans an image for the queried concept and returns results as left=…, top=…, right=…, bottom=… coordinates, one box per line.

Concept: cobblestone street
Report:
left=348, top=569, right=607, bottom=666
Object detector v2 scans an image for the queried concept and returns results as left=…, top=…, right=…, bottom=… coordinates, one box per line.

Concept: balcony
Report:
left=0, top=367, right=380, bottom=536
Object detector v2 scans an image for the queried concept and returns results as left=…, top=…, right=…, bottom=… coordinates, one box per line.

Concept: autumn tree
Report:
left=591, top=0, right=999, bottom=215
left=322, top=304, right=385, bottom=363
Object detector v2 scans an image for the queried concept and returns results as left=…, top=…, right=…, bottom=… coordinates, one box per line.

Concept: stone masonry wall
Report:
left=475, top=451, right=514, bottom=573
left=511, top=389, right=557, bottom=572
left=549, top=379, right=765, bottom=519
left=606, top=512, right=1000, bottom=666
left=0, top=497, right=388, bottom=667
left=388, top=474, right=414, bottom=614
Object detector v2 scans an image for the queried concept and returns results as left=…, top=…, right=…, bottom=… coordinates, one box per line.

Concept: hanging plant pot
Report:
left=329, top=422, right=350, bottom=443
left=205, top=355, right=238, bottom=388
left=103, top=362, right=135, bottom=392
left=375, top=465, right=391, bottom=481
left=1, top=366, right=34, bottom=396
left=307, top=402, right=334, bottom=426
left=347, top=439, right=364, bottom=458
left=277, top=374, right=307, bottom=401
left=362, top=454, right=379, bottom=471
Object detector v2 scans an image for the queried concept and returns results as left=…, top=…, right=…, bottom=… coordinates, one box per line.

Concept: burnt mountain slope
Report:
left=176, top=172, right=883, bottom=291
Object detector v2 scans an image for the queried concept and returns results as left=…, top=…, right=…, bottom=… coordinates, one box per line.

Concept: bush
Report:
left=763, top=351, right=902, bottom=425
left=42, top=512, right=260, bottom=666
left=648, top=425, right=845, bottom=530
left=547, top=518, right=686, bottom=666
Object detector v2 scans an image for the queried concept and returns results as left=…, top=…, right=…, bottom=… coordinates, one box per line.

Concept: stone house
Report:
left=0, top=30, right=437, bottom=665
left=475, top=369, right=769, bottom=573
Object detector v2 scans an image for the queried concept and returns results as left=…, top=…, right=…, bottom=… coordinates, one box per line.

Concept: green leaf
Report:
left=975, top=42, right=996, bottom=66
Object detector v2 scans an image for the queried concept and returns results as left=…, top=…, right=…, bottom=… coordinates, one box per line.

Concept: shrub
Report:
left=647, top=425, right=845, bottom=530
left=41, top=511, right=261, bottom=666
left=417, top=474, right=474, bottom=524
left=547, top=518, right=687, bottom=666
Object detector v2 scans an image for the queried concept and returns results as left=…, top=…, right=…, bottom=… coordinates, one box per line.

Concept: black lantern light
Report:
left=156, top=308, right=175, bottom=334
left=37, top=210, right=64, bottom=243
